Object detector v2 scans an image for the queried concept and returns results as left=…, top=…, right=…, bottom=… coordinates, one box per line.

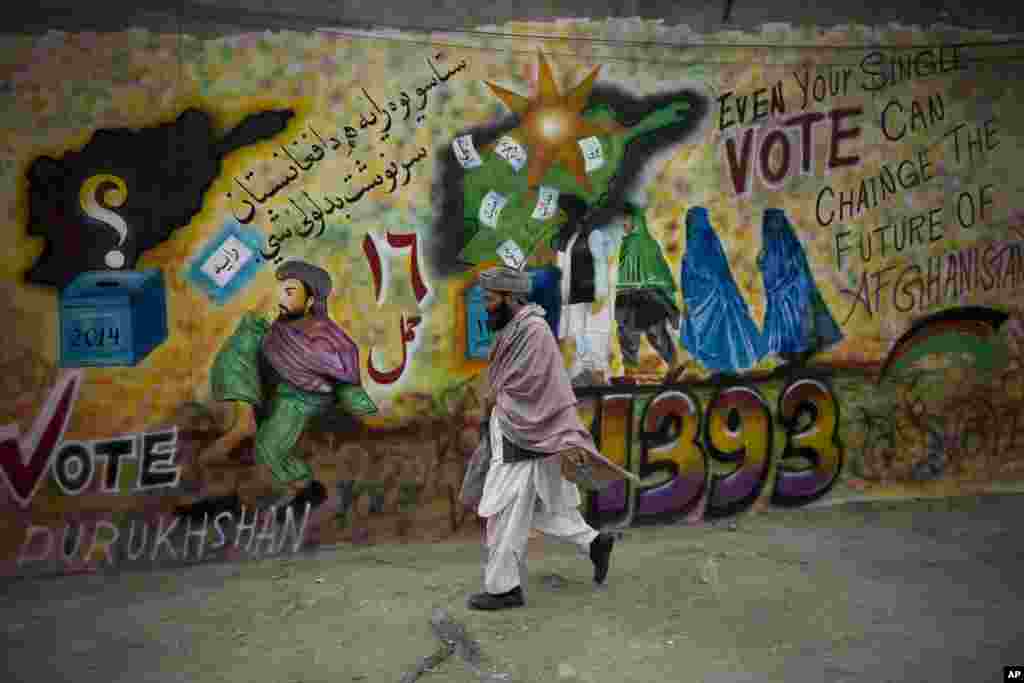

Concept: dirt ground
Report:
left=2, top=494, right=1022, bottom=683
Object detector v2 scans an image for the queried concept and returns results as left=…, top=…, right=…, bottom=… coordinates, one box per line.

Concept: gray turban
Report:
left=276, top=260, right=333, bottom=317
left=479, top=266, right=531, bottom=295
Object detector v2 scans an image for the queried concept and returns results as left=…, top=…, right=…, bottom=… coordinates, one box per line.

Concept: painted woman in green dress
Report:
left=614, top=203, right=684, bottom=380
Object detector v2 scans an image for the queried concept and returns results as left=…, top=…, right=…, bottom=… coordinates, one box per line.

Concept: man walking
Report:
left=469, top=266, right=625, bottom=611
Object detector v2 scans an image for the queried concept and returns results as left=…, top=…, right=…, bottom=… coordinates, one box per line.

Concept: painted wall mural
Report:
left=1, top=20, right=1023, bottom=578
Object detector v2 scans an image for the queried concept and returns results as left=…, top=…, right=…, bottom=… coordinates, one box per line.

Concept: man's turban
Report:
left=479, top=266, right=531, bottom=294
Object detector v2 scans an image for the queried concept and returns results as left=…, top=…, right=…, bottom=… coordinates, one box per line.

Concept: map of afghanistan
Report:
left=428, top=84, right=708, bottom=277
left=24, top=108, right=295, bottom=291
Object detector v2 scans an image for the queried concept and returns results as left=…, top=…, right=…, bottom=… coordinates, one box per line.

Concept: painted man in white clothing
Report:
left=469, top=266, right=629, bottom=611
left=559, top=203, right=687, bottom=387
left=557, top=224, right=618, bottom=386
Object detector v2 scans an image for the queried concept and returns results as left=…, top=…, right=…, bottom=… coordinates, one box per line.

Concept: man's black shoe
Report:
left=468, top=586, right=525, bottom=610
left=590, top=532, right=615, bottom=584
left=174, top=494, right=241, bottom=521
left=275, top=480, right=328, bottom=524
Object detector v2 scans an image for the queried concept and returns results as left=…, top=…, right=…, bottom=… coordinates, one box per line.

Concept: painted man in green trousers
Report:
left=178, top=260, right=376, bottom=523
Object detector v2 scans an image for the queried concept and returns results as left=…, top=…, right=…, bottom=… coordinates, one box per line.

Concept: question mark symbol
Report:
left=79, top=174, right=129, bottom=269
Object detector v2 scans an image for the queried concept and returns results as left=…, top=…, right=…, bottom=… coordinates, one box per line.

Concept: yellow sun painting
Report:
left=484, top=51, right=619, bottom=190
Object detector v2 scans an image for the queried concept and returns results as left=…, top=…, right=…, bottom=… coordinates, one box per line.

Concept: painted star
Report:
left=484, top=51, right=618, bottom=190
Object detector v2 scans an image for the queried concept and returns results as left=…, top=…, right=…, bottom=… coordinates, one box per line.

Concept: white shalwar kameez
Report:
left=477, top=410, right=598, bottom=594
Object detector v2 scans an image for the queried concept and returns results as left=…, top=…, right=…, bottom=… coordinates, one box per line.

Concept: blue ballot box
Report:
left=59, top=269, right=169, bottom=368
left=464, top=266, right=563, bottom=360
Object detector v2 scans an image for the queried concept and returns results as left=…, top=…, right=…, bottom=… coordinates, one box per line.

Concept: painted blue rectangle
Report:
left=465, top=283, right=493, bottom=360
left=528, top=265, right=562, bottom=336
left=465, top=266, right=563, bottom=360
left=186, top=220, right=266, bottom=305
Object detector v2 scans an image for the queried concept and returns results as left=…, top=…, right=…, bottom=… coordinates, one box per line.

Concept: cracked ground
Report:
left=2, top=494, right=1022, bottom=683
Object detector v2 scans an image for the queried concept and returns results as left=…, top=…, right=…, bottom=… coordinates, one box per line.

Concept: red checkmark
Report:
left=0, top=371, right=82, bottom=509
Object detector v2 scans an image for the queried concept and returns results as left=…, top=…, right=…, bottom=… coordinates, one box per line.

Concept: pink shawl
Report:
left=262, top=316, right=361, bottom=394
left=488, top=304, right=600, bottom=457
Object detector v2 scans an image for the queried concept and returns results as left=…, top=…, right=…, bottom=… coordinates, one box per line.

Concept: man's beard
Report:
left=486, top=302, right=514, bottom=331
left=277, top=306, right=305, bottom=322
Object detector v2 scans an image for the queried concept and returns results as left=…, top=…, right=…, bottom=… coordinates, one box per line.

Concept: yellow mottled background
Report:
left=1, top=21, right=1024, bottom=573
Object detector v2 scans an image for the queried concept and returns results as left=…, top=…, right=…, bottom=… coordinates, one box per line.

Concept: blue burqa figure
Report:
left=679, top=207, right=765, bottom=373
left=758, top=208, right=843, bottom=359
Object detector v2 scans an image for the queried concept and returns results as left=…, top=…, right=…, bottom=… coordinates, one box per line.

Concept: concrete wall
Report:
left=1, top=13, right=1023, bottom=578
left=8, top=0, right=1024, bottom=36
